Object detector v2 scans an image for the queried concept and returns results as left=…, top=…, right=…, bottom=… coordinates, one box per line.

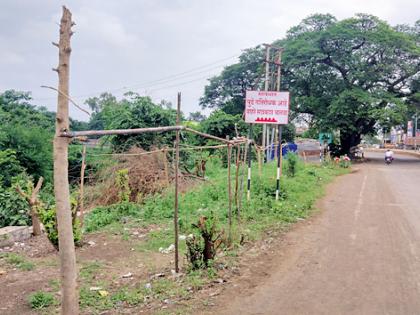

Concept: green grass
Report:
left=84, top=157, right=347, bottom=250
left=77, top=156, right=348, bottom=314
left=28, top=291, right=57, bottom=309
left=0, top=253, right=35, bottom=271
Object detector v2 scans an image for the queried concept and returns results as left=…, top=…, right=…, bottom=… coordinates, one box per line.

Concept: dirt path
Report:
left=205, top=152, right=420, bottom=315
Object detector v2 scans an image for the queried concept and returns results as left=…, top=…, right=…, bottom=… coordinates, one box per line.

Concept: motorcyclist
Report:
left=385, top=149, right=394, bottom=162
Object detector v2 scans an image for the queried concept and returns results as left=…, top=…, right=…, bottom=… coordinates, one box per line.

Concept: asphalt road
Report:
left=218, top=151, right=420, bottom=315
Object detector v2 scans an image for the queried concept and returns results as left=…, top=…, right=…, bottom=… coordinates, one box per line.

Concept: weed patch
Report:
left=0, top=253, right=35, bottom=271
left=28, top=291, right=57, bottom=309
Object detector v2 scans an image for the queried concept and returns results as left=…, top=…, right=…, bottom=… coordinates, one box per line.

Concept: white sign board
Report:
left=245, top=91, right=290, bottom=124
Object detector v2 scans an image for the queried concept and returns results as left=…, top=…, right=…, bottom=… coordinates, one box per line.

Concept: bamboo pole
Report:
left=234, top=144, right=241, bottom=217
left=53, top=6, right=79, bottom=314
left=184, top=127, right=232, bottom=144
left=78, top=144, right=86, bottom=225
left=60, top=125, right=185, bottom=138
left=238, top=141, right=248, bottom=218
left=174, top=93, right=181, bottom=273
left=162, top=147, right=169, bottom=185
left=227, top=136, right=232, bottom=243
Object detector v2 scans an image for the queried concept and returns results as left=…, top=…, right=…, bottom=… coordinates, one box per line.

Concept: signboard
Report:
left=245, top=91, right=290, bottom=124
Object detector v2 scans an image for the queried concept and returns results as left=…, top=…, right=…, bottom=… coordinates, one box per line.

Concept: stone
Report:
left=0, top=226, right=33, bottom=248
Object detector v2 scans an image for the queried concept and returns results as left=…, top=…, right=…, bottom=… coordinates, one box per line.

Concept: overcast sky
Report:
left=0, top=0, right=418, bottom=121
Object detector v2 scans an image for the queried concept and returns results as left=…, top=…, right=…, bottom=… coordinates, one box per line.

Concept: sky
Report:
left=0, top=0, right=418, bottom=121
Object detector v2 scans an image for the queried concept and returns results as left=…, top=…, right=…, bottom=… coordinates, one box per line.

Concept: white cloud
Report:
left=0, top=0, right=418, bottom=121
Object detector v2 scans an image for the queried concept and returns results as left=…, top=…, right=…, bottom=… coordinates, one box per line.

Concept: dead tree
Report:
left=16, top=177, right=44, bottom=236
left=53, top=6, right=79, bottom=315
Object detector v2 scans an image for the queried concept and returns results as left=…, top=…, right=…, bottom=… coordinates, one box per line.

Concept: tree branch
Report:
left=41, top=85, right=90, bottom=116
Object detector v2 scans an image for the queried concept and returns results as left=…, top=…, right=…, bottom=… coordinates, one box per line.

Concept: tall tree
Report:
left=200, top=14, right=420, bottom=153
left=280, top=14, right=419, bottom=152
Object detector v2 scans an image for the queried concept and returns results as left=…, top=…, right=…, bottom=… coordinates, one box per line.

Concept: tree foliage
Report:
left=200, top=14, right=420, bottom=152
left=85, top=92, right=178, bottom=151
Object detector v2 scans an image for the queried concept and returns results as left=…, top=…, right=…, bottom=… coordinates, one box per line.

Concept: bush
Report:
left=28, top=291, right=56, bottom=309
left=38, top=205, right=82, bottom=250
left=0, top=185, right=30, bottom=228
left=285, top=152, right=299, bottom=177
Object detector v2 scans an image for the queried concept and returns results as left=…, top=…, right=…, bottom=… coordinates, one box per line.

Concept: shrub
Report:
left=28, top=291, right=56, bottom=309
left=0, top=186, right=30, bottom=227
left=285, top=152, right=299, bottom=177
left=38, top=205, right=82, bottom=250
left=116, top=169, right=130, bottom=203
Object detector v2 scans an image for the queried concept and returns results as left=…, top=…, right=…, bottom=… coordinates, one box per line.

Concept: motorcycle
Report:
left=385, top=156, right=393, bottom=165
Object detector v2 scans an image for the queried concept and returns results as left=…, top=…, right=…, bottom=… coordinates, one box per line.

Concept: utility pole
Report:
left=262, top=45, right=271, bottom=163
left=275, top=48, right=284, bottom=201
left=53, top=6, right=79, bottom=315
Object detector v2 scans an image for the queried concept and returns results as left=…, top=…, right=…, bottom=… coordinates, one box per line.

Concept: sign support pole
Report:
left=276, top=125, right=282, bottom=200
left=247, top=124, right=253, bottom=201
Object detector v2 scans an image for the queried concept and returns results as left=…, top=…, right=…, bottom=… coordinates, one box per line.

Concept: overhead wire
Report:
left=33, top=54, right=239, bottom=102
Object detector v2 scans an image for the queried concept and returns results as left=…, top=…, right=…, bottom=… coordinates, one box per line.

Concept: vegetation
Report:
left=0, top=252, right=35, bottom=271
left=201, top=14, right=420, bottom=153
left=28, top=291, right=57, bottom=309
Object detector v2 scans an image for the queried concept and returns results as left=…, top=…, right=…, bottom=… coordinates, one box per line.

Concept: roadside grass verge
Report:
left=37, top=157, right=348, bottom=314
left=84, top=157, right=348, bottom=249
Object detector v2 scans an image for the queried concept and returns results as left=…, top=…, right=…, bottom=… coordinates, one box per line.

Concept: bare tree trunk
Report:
left=16, top=177, right=44, bottom=236
left=53, top=6, right=79, bottom=315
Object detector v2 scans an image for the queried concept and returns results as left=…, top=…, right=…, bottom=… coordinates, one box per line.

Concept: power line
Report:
left=33, top=54, right=238, bottom=102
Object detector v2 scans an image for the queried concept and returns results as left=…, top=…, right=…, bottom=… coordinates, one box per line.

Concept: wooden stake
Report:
left=239, top=142, right=247, bottom=210
left=174, top=93, right=181, bottom=273
left=227, top=136, right=232, bottom=243
left=162, top=147, right=169, bottom=185
left=53, top=6, right=79, bottom=314
left=78, top=144, right=86, bottom=226
left=234, top=144, right=241, bottom=218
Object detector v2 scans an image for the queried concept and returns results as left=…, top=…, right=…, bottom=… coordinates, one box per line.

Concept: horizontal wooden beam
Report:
left=184, top=127, right=232, bottom=144
left=60, top=125, right=185, bottom=138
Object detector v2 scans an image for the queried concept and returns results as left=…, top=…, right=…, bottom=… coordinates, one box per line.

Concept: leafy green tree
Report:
left=200, top=14, right=419, bottom=153
left=95, top=92, right=178, bottom=151
left=279, top=14, right=419, bottom=152
left=0, top=150, right=24, bottom=187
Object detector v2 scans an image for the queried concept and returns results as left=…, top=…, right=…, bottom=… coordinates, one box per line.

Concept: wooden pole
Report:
left=53, top=6, right=79, bottom=314
left=238, top=142, right=248, bottom=218
left=162, top=147, right=169, bottom=186
left=257, top=146, right=262, bottom=177
left=78, top=144, right=86, bottom=226
left=234, top=144, right=241, bottom=217
left=262, top=45, right=271, bottom=163
left=184, top=127, right=232, bottom=144
left=227, top=136, right=232, bottom=243
left=61, top=125, right=184, bottom=138
left=174, top=92, right=181, bottom=273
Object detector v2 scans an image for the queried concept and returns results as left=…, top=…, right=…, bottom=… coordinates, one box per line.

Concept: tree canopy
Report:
left=201, top=14, right=420, bottom=152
